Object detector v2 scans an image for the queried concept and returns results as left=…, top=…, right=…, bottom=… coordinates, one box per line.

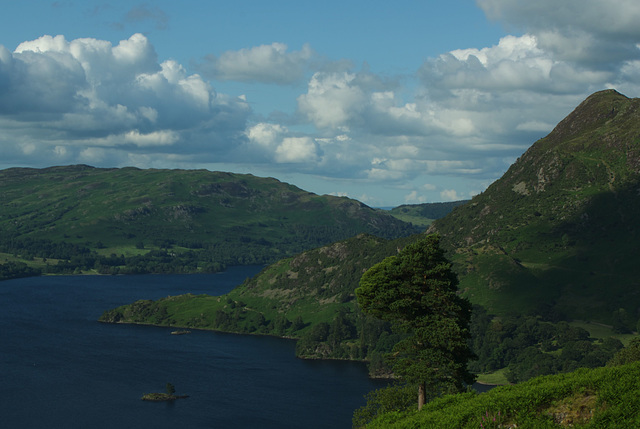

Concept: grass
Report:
left=387, top=213, right=435, bottom=227
left=476, top=368, right=509, bottom=386
left=0, top=252, right=63, bottom=269
left=571, top=320, right=637, bottom=345
left=365, top=361, right=640, bottom=428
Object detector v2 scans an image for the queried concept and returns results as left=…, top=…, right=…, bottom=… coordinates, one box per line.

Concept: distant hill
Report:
left=430, top=89, right=640, bottom=326
left=388, top=201, right=468, bottom=227
left=0, top=165, right=419, bottom=273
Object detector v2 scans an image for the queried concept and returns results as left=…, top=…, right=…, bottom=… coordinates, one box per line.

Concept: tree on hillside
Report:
left=608, top=337, right=640, bottom=366
left=356, top=234, right=475, bottom=409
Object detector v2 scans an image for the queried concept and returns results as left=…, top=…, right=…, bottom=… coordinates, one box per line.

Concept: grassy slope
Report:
left=367, top=361, right=640, bottom=428
left=99, top=233, right=420, bottom=338
left=431, top=90, right=640, bottom=324
left=230, top=233, right=419, bottom=331
left=98, top=202, right=462, bottom=339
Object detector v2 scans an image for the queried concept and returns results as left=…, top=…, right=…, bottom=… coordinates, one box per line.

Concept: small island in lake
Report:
left=142, top=383, right=188, bottom=401
left=141, top=392, right=189, bottom=401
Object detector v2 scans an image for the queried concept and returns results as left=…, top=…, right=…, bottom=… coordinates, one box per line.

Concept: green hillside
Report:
left=431, top=89, right=640, bottom=326
left=100, top=233, right=420, bottom=370
left=364, top=361, right=640, bottom=428
left=0, top=165, right=419, bottom=274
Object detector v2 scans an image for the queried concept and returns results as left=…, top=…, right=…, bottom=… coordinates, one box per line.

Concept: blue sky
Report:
left=1, top=1, right=640, bottom=206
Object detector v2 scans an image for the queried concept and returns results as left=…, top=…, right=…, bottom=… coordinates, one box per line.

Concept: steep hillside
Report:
left=0, top=165, right=419, bottom=271
left=431, top=90, right=640, bottom=325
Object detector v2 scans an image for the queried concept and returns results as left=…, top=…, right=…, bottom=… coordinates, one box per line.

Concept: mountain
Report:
left=0, top=165, right=419, bottom=271
left=430, top=89, right=640, bottom=326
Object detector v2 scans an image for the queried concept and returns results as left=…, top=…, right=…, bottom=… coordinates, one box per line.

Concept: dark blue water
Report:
left=0, top=267, right=386, bottom=428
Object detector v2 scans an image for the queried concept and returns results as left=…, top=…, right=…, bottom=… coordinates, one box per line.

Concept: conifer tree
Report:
left=356, top=234, right=475, bottom=409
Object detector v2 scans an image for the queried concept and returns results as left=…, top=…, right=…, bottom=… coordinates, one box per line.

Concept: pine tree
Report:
left=356, top=234, right=475, bottom=409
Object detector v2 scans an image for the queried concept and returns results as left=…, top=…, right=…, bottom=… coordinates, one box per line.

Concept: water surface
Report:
left=0, top=267, right=386, bottom=428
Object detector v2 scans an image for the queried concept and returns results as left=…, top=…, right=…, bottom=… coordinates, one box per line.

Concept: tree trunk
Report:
left=418, top=383, right=426, bottom=410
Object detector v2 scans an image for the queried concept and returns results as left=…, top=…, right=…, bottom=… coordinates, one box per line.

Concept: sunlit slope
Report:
left=100, top=233, right=420, bottom=363
left=430, top=89, right=640, bottom=325
left=0, top=165, right=419, bottom=262
left=366, top=361, right=640, bottom=428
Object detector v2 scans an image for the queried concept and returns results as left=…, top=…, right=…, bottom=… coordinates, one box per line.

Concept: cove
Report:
left=0, top=267, right=387, bottom=429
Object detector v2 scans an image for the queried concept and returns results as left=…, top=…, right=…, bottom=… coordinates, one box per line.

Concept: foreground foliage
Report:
left=363, top=361, right=640, bottom=428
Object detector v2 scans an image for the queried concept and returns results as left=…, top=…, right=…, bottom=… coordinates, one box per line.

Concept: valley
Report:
left=3, top=89, right=640, bottom=427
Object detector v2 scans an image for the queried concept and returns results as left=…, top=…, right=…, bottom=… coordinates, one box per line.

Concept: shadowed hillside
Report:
left=430, top=89, right=640, bottom=326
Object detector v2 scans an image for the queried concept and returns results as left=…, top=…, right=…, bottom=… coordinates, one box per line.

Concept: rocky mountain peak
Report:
left=547, top=89, right=629, bottom=144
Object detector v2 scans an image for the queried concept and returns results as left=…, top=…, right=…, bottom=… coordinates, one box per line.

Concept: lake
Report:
left=0, top=267, right=388, bottom=428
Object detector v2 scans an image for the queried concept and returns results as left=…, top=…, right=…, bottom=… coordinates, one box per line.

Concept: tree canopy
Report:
left=356, top=234, right=475, bottom=408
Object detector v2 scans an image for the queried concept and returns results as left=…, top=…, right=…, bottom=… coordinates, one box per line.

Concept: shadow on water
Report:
left=0, top=268, right=381, bottom=429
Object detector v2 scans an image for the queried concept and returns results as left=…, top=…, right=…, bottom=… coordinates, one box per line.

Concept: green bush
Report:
left=352, top=383, right=417, bottom=428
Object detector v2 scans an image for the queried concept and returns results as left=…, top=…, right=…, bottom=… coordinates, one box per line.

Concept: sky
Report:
left=1, top=1, right=640, bottom=206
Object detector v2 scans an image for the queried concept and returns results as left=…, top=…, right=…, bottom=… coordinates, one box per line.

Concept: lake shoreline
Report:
left=141, top=393, right=189, bottom=401
left=3, top=270, right=379, bottom=428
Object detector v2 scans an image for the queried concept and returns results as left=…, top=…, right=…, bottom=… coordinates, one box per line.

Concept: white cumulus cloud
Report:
left=0, top=33, right=251, bottom=167
left=297, top=71, right=367, bottom=129
left=274, top=137, right=320, bottom=163
left=477, top=0, right=640, bottom=65
left=3, top=0, right=640, bottom=206
left=404, top=190, right=427, bottom=204
left=440, top=189, right=461, bottom=201
left=197, top=43, right=314, bottom=84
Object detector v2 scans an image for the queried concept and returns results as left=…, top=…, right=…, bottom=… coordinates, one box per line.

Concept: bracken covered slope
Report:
left=430, top=90, right=640, bottom=324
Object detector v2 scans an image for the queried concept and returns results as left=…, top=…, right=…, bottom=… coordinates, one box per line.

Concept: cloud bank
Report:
left=0, top=34, right=250, bottom=167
